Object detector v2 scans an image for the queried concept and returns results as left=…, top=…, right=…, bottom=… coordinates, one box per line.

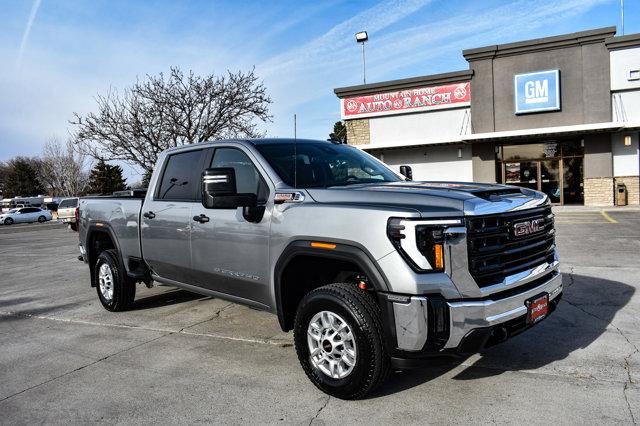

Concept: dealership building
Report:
left=334, top=27, right=640, bottom=206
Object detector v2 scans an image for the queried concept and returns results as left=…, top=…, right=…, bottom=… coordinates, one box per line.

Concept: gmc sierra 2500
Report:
left=78, top=138, right=561, bottom=399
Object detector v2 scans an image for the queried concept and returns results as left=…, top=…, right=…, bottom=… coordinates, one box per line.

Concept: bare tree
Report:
left=39, top=138, right=89, bottom=196
left=70, top=67, right=272, bottom=173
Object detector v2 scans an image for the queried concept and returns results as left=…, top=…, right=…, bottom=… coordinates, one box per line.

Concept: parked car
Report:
left=0, top=207, right=53, bottom=225
left=78, top=138, right=561, bottom=399
left=57, top=197, right=79, bottom=230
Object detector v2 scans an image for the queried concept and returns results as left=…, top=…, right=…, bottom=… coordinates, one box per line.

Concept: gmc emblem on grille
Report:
left=513, top=218, right=545, bottom=237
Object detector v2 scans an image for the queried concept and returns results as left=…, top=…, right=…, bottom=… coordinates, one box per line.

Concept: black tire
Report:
left=70, top=222, right=78, bottom=232
left=95, top=249, right=136, bottom=312
left=4, top=217, right=13, bottom=225
left=293, top=283, right=390, bottom=400
left=37, top=215, right=46, bottom=223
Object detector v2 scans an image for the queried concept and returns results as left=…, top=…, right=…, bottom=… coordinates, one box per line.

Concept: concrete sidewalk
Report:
left=553, top=204, right=640, bottom=213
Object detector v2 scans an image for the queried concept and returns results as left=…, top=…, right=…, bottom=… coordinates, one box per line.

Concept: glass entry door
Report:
left=540, top=160, right=561, bottom=203
left=498, top=141, right=584, bottom=205
left=504, top=161, right=538, bottom=190
left=562, top=157, right=584, bottom=204
left=503, top=160, right=561, bottom=203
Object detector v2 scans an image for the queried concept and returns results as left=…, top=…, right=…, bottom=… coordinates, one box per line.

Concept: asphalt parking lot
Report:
left=1, top=210, right=639, bottom=424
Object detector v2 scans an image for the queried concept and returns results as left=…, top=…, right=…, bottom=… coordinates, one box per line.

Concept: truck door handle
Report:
left=192, top=214, right=210, bottom=223
left=143, top=211, right=156, bottom=219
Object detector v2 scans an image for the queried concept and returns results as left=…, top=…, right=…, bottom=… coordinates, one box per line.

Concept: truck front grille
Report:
left=465, top=206, right=555, bottom=288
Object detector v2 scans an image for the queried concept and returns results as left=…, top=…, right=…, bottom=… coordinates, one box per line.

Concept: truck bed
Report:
left=79, top=197, right=144, bottom=261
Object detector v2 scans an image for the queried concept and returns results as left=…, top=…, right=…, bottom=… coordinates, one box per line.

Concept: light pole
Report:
left=355, top=31, right=368, bottom=84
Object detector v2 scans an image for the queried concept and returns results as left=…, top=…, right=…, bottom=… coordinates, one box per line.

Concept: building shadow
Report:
left=371, top=273, right=634, bottom=397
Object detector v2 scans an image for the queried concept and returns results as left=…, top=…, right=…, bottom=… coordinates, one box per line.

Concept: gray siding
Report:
left=465, top=27, right=614, bottom=133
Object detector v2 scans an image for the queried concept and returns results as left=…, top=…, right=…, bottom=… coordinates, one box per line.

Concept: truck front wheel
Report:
left=293, top=283, right=390, bottom=400
left=95, top=249, right=136, bottom=311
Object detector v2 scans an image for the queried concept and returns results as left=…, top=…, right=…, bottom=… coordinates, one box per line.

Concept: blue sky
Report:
left=1, top=0, right=638, bottom=181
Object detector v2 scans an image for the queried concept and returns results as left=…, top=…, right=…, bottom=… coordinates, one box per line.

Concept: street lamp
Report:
left=355, top=31, right=368, bottom=84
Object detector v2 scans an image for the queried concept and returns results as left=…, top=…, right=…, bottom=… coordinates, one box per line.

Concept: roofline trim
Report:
left=462, top=121, right=630, bottom=142
left=463, top=26, right=617, bottom=61
left=334, top=70, right=473, bottom=98
left=606, top=33, right=640, bottom=50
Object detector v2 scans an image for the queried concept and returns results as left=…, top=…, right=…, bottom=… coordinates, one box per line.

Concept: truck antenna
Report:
left=294, top=114, right=297, bottom=188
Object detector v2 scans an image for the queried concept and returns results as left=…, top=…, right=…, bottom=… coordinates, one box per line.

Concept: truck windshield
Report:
left=254, top=142, right=401, bottom=188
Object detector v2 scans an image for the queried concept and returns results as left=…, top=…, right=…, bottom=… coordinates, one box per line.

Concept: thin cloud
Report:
left=258, top=0, right=432, bottom=77
left=16, top=0, right=42, bottom=71
left=365, top=0, right=613, bottom=78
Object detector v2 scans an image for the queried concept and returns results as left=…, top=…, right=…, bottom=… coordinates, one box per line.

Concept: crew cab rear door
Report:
left=141, top=148, right=206, bottom=283
left=190, top=145, right=273, bottom=307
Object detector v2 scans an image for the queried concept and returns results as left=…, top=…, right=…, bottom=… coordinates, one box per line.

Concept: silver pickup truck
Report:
left=78, top=138, right=562, bottom=399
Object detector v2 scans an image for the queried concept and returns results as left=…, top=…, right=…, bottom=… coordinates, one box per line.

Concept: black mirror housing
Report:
left=202, top=168, right=258, bottom=209
left=399, top=165, right=413, bottom=181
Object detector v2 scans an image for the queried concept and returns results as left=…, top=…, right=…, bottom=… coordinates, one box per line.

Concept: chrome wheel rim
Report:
left=98, top=263, right=114, bottom=301
left=307, top=311, right=357, bottom=379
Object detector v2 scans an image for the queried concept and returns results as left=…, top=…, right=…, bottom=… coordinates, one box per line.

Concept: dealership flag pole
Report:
left=621, top=0, right=624, bottom=35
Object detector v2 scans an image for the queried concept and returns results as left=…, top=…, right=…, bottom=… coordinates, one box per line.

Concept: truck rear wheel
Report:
left=95, top=249, right=136, bottom=311
left=293, top=283, right=390, bottom=400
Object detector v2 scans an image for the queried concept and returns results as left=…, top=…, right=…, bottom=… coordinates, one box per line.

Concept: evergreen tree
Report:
left=3, top=157, right=45, bottom=197
left=142, top=169, right=153, bottom=188
left=87, top=160, right=127, bottom=195
left=329, top=121, right=347, bottom=144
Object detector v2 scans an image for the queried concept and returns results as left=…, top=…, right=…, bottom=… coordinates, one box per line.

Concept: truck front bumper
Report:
left=381, top=270, right=563, bottom=361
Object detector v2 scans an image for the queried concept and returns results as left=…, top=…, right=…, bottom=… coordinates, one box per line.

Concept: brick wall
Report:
left=346, top=119, right=370, bottom=146
left=584, top=177, right=614, bottom=206
left=614, top=176, right=640, bottom=205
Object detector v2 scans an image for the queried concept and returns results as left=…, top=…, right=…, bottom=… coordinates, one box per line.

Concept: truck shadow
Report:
left=131, top=289, right=212, bottom=311
left=372, top=273, right=635, bottom=397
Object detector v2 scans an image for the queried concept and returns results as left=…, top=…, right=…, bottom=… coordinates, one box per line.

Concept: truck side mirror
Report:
left=399, top=165, right=413, bottom=181
left=202, top=168, right=257, bottom=209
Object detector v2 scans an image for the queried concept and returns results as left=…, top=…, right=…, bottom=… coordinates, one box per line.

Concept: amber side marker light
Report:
left=433, top=243, right=444, bottom=270
left=310, top=241, right=336, bottom=250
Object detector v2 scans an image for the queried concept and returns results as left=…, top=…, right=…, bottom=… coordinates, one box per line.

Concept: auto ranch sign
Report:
left=340, top=82, right=470, bottom=119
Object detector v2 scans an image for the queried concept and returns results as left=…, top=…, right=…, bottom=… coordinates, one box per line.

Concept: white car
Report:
left=0, top=207, right=53, bottom=225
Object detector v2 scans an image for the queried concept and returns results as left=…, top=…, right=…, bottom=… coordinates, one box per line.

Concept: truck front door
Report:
left=141, top=148, right=205, bottom=283
left=190, top=146, right=272, bottom=308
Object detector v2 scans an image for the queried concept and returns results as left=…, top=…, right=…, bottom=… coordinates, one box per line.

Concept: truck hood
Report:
left=305, top=181, right=549, bottom=217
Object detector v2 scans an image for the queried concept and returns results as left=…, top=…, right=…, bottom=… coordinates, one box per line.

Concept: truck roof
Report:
left=163, top=138, right=337, bottom=154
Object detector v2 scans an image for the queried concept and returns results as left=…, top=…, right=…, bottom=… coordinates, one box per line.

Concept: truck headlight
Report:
left=387, top=218, right=462, bottom=272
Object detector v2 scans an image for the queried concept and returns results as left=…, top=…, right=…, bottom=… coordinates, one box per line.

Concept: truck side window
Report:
left=157, top=150, right=203, bottom=201
left=211, top=148, right=261, bottom=196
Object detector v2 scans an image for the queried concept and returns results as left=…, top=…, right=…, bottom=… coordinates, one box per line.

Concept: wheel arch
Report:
left=274, top=240, right=389, bottom=332
left=85, top=223, right=121, bottom=288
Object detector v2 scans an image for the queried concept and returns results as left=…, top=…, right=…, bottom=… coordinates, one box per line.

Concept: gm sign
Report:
left=514, top=70, right=560, bottom=114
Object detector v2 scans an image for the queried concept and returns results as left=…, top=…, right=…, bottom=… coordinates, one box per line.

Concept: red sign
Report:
left=341, top=82, right=470, bottom=119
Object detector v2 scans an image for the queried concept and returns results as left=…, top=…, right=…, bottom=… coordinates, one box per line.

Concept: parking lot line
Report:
left=600, top=210, right=618, bottom=223
left=0, top=222, right=63, bottom=230
left=554, top=221, right=613, bottom=224
left=0, top=310, right=292, bottom=348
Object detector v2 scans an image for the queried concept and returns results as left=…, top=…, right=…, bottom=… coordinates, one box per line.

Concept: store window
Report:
left=496, top=140, right=584, bottom=205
